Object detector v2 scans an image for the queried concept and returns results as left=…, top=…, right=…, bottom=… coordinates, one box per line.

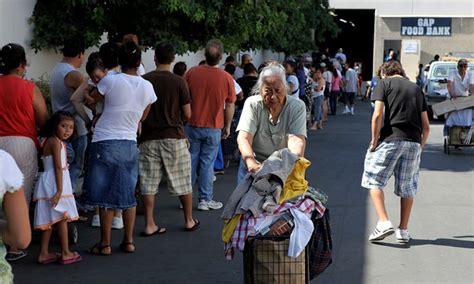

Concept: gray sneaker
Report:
left=197, top=200, right=223, bottom=211
left=395, top=228, right=411, bottom=243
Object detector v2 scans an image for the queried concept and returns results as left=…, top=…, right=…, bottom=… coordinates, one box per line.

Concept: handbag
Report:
left=308, top=208, right=333, bottom=279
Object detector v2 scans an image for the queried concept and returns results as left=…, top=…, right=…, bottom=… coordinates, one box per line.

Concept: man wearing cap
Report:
left=446, top=59, right=474, bottom=130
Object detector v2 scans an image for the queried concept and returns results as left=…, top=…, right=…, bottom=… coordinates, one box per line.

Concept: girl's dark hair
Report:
left=173, top=61, right=187, bottom=77
left=118, top=41, right=141, bottom=70
left=40, top=111, right=76, bottom=139
left=86, top=53, right=106, bottom=75
left=328, top=63, right=339, bottom=78
left=0, top=43, right=26, bottom=75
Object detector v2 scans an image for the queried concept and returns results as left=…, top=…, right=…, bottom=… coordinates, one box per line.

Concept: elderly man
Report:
left=185, top=39, right=236, bottom=211
left=362, top=60, right=430, bottom=244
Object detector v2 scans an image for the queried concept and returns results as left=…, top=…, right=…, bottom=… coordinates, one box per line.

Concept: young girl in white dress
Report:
left=34, top=111, right=81, bottom=265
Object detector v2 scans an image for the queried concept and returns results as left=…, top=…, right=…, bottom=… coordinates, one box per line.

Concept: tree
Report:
left=30, top=0, right=339, bottom=55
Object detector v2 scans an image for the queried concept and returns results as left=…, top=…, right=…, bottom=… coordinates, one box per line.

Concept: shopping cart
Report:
left=444, top=126, right=474, bottom=154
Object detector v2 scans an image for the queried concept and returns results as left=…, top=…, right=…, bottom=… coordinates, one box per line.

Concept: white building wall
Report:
left=329, top=0, right=474, bottom=17
left=1, top=0, right=282, bottom=81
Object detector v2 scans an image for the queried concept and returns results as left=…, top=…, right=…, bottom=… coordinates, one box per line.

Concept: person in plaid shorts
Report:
left=362, top=60, right=430, bottom=244
left=139, top=42, right=199, bottom=235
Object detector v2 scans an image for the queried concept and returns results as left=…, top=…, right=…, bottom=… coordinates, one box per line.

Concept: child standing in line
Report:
left=34, top=111, right=81, bottom=265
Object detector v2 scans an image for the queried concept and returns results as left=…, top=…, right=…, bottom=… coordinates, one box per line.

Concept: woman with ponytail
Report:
left=85, top=41, right=157, bottom=255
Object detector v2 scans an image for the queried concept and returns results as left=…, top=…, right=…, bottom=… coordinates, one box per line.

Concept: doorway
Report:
left=321, top=9, right=375, bottom=80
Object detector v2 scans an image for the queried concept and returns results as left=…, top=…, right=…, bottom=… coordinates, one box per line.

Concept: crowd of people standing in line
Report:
left=0, top=34, right=373, bottom=280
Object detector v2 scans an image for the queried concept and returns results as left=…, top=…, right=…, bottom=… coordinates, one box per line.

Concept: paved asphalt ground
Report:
left=13, top=100, right=474, bottom=284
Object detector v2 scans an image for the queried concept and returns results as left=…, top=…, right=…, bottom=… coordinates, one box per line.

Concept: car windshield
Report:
left=431, top=63, right=474, bottom=78
left=432, top=65, right=456, bottom=77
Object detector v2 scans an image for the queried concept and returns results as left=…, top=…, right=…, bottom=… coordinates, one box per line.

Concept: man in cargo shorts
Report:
left=362, top=60, right=430, bottom=244
left=139, top=42, right=199, bottom=234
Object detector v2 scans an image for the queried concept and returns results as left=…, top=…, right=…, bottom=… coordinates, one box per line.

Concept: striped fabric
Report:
left=0, top=136, right=37, bottom=204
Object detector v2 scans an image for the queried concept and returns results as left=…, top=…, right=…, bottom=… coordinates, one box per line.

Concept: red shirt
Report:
left=0, top=76, right=38, bottom=145
left=185, top=65, right=236, bottom=129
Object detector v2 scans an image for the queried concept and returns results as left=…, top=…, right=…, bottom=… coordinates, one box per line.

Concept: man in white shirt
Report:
left=446, top=59, right=474, bottom=128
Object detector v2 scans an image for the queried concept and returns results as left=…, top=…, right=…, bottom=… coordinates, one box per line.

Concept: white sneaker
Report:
left=342, top=107, right=350, bottom=114
left=111, top=216, right=124, bottom=230
left=350, top=108, right=354, bottom=115
left=91, top=214, right=100, bottom=227
left=395, top=228, right=411, bottom=243
left=369, top=220, right=394, bottom=242
left=197, top=200, right=223, bottom=211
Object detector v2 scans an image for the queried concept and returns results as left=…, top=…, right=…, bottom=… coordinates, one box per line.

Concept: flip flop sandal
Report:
left=139, top=226, right=167, bottom=237
left=5, top=250, right=28, bottom=261
left=38, top=253, right=61, bottom=265
left=60, top=252, right=82, bottom=265
left=119, top=242, right=135, bottom=253
left=89, top=243, right=111, bottom=256
left=184, top=219, right=200, bottom=232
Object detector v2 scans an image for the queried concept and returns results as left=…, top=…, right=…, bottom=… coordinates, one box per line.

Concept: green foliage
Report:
left=32, top=75, right=53, bottom=115
left=30, top=0, right=339, bottom=55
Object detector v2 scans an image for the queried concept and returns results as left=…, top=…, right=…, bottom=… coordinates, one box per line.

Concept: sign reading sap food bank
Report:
left=401, top=18, right=452, bottom=36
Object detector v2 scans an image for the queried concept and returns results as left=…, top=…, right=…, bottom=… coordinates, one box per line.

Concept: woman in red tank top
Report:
left=0, top=43, right=49, bottom=261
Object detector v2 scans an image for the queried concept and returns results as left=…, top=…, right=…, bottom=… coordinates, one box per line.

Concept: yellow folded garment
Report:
left=279, top=157, right=311, bottom=204
left=222, top=214, right=242, bottom=243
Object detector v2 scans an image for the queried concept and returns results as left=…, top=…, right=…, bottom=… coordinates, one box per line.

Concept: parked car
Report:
left=424, top=60, right=474, bottom=119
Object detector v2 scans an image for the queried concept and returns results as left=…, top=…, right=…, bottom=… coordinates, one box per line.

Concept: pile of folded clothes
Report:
left=221, top=148, right=328, bottom=260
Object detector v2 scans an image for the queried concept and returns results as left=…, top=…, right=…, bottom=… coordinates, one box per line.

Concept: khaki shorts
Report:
left=139, top=139, right=192, bottom=196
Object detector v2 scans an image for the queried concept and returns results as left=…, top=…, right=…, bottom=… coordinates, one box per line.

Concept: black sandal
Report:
left=119, top=242, right=135, bottom=253
left=89, top=243, right=111, bottom=256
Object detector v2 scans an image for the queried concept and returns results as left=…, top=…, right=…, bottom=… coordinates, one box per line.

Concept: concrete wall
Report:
left=374, top=17, right=474, bottom=77
left=0, top=0, right=283, bottom=81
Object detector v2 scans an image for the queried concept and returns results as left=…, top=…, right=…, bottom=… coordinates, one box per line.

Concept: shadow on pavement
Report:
left=372, top=238, right=474, bottom=249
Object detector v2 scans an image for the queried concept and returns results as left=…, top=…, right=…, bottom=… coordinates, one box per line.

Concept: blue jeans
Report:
left=214, top=143, right=224, bottom=171
left=313, top=96, right=323, bottom=122
left=329, top=91, right=339, bottom=115
left=186, top=126, right=221, bottom=201
left=66, top=134, right=87, bottom=192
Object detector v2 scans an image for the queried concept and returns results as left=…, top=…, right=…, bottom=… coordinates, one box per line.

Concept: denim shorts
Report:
left=86, top=140, right=138, bottom=209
